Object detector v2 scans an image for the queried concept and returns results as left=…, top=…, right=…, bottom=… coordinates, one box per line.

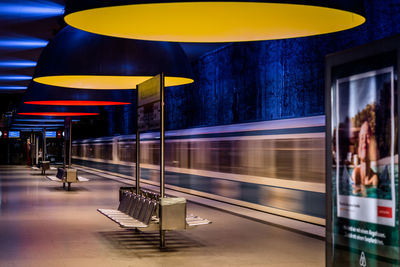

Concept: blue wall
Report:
left=75, top=0, right=400, bottom=137
left=166, top=0, right=400, bottom=130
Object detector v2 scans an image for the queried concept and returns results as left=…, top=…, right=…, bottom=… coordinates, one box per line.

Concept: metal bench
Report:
left=41, top=161, right=50, bottom=175
left=98, top=191, right=211, bottom=230
left=98, top=192, right=158, bottom=228
left=46, top=167, right=89, bottom=190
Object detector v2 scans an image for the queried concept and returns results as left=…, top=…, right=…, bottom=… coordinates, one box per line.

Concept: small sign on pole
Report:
left=138, top=74, right=162, bottom=132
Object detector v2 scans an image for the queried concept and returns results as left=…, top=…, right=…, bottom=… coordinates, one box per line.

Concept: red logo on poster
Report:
left=377, top=206, right=392, bottom=218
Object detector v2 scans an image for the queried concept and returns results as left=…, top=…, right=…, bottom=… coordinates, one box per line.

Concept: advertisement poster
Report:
left=331, top=62, right=399, bottom=266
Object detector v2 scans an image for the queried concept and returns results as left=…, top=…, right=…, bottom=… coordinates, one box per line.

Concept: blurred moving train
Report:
left=72, top=116, right=326, bottom=225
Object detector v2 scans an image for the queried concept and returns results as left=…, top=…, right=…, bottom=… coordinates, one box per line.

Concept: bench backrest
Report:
left=118, top=192, right=131, bottom=212
left=143, top=201, right=157, bottom=225
left=116, top=192, right=159, bottom=226
left=133, top=196, right=145, bottom=219
left=56, top=168, right=65, bottom=179
left=128, top=194, right=139, bottom=217
left=124, top=194, right=135, bottom=214
left=138, top=199, right=151, bottom=222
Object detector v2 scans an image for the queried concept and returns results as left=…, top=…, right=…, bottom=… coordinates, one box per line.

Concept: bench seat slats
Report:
left=98, top=192, right=156, bottom=229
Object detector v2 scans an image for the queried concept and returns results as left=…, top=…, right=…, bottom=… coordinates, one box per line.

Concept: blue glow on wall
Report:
left=0, top=60, right=36, bottom=67
left=0, top=75, right=31, bottom=81
left=0, top=86, right=27, bottom=90
left=80, top=0, right=400, bottom=136
left=0, top=38, right=48, bottom=49
left=0, top=1, right=64, bottom=19
left=164, top=0, right=400, bottom=130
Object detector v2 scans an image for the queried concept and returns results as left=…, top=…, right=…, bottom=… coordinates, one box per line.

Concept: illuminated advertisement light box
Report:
left=45, top=131, right=56, bottom=138
left=326, top=36, right=400, bottom=266
left=8, top=131, right=20, bottom=138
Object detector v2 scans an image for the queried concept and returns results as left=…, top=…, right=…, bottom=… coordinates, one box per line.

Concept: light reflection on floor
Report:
left=0, top=165, right=324, bottom=267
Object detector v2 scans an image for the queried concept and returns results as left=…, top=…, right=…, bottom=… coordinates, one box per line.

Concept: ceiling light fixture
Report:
left=64, top=0, right=365, bottom=43
left=33, top=26, right=194, bottom=89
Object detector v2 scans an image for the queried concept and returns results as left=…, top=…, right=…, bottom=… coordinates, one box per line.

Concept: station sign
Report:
left=137, top=74, right=161, bottom=132
left=8, top=131, right=19, bottom=138
left=45, top=131, right=57, bottom=138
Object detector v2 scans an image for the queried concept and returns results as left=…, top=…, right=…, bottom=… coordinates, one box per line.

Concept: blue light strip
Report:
left=0, top=2, right=64, bottom=17
left=0, top=39, right=48, bottom=48
left=11, top=127, right=59, bottom=131
left=13, top=124, right=63, bottom=127
left=0, top=60, right=37, bottom=68
left=0, top=75, right=31, bottom=81
left=0, top=86, right=27, bottom=90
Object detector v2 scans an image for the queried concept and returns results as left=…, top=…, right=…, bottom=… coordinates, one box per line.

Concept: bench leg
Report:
left=160, top=229, right=166, bottom=248
left=68, top=182, right=71, bottom=191
left=63, top=182, right=65, bottom=189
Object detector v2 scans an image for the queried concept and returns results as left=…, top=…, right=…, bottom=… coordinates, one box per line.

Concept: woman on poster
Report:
left=352, top=121, right=379, bottom=193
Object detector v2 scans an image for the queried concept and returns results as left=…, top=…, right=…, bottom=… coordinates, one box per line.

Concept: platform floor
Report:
left=0, top=165, right=324, bottom=267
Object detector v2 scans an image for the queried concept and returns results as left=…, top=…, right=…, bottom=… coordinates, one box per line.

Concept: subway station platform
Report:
left=0, top=165, right=324, bottom=267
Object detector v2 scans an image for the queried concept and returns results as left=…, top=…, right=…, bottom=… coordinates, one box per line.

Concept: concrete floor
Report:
left=0, top=165, right=324, bottom=267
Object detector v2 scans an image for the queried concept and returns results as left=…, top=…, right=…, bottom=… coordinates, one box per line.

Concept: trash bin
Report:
left=160, top=197, right=187, bottom=230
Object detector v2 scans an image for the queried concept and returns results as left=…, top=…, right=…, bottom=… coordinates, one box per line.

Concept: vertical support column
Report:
left=135, top=86, right=140, bottom=195
left=35, top=135, right=39, bottom=165
left=63, top=119, right=66, bottom=169
left=64, top=117, right=72, bottom=168
left=69, top=118, right=72, bottom=167
left=43, top=128, right=46, bottom=161
left=160, top=73, right=165, bottom=198
left=159, top=73, right=166, bottom=248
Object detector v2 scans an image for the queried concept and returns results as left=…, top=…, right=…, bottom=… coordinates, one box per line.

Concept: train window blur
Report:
left=72, top=117, right=326, bottom=222
left=73, top=131, right=324, bottom=183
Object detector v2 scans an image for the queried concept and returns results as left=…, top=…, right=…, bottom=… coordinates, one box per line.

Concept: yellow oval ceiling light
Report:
left=64, top=1, right=365, bottom=43
left=34, top=76, right=193, bottom=90
left=33, top=26, right=194, bottom=89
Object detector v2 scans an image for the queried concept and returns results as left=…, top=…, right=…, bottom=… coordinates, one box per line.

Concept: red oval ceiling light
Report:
left=18, top=112, right=99, bottom=116
left=24, top=100, right=131, bottom=106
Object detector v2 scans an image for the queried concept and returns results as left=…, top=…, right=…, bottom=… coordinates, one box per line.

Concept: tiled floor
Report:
left=0, top=165, right=324, bottom=267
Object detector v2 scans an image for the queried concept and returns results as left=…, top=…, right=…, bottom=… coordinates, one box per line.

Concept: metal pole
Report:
left=7, top=136, right=10, bottom=164
left=160, top=73, right=165, bottom=198
left=136, top=86, right=140, bottom=195
left=69, top=119, right=72, bottom=167
left=35, top=135, right=39, bottom=165
left=63, top=119, right=66, bottom=168
left=160, top=73, right=166, bottom=248
left=43, top=128, right=46, bottom=161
